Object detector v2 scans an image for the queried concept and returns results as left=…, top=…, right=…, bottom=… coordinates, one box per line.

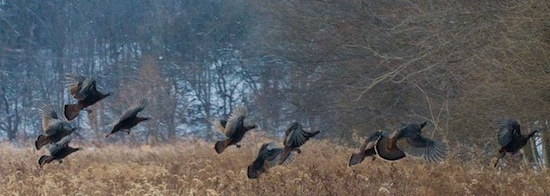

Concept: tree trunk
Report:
left=522, top=128, right=537, bottom=168
left=542, top=119, right=550, bottom=167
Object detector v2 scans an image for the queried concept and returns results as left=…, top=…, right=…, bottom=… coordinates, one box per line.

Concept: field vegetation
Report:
left=1, top=133, right=548, bottom=195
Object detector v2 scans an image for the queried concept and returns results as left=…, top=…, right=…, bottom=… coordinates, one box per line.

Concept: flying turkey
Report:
left=247, top=142, right=294, bottom=179
left=381, top=121, right=448, bottom=163
left=106, top=98, right=150, bottom=138
left=35, top=105, right=77, bottom=150
left=38, top=135, right=82, bottom=168
left=494, top=118, right=540, bottom=167
left=64, top=74, right=111, bottom=120
left=278, top=122, right=320, bottom=165
left=213, top=106, right=256, bottom=154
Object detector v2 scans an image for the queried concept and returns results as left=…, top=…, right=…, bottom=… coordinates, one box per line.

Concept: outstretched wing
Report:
left=247, top=143, right=277, bottom=179
left=39, top=105, right=59, bottom=135
left=65, top=74, right=88, bottom=99
left=212, top=119, right=227, bottom=133
left=112, top=98, right=148, bottom=125
left=395, top=134, right=448, bottom=163
left=223, top=106, right=246, bottom=137
left=265, top=148, right=294, bottom=168
left=275, top=150, right=295, bottom=167
left=497, top=118, right=519, bottom=146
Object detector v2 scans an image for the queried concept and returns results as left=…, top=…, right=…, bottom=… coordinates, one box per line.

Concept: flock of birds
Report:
left=345, top=118, right=540, bottom=169
left=35, top=74, right=150, bottom=167
left=210, top=108, right=320, bottom=179
left=33, top=74, right=541, bottom=179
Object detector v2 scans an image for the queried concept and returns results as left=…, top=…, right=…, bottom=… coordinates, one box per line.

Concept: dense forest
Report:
left=1, top=0, right=550, bottom=165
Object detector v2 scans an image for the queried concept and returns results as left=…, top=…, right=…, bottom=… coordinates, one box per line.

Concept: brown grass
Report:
left=1, top=136, right=549, bottom=195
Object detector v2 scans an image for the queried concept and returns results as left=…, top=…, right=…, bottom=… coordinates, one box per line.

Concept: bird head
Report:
left=529, top=127, right=542, bottom=138
left=68, top=146, right=83, bottom=154
left=420, top=121, right=428, bottom=129
left=260, top=142, right=277, bottom=151
left=246, top=125, right=257, bottom=131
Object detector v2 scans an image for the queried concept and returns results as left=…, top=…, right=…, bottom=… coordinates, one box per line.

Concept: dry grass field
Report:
left=1, top=134, right=549, bottom=196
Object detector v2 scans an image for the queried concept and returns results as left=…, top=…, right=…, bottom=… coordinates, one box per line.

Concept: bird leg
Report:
left=494, top=151, right=506, bottom=167
left=292, top=148, right=302, bottom=154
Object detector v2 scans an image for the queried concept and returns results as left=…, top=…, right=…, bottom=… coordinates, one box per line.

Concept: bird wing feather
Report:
left=497, top=118, right=517, bottom=146
left=39, top=105, right=60, bottom=135
left=395, top=134, right=448, bottom=163
left=284, top=122, right=319, bottom=148
left=75, top=78, right=95, bottom=100
left=264, top=148, right=286, bottom=168
left=65, top=74, right=87, bottom=99
left=212, top=119, right=227, bottom=133
left=284, top=122, right=306, bottom=147
left=223, top=106, right=246, bottom=137
left=112, top=98, right=148, bottom=126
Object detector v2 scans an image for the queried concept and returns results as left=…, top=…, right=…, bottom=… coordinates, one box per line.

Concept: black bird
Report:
left=38, top=136, right=82, bottom=168
left=106, top=98, right=150, bottom=138
left=278, top=122, right=320, bottom=165
left=247, top=142, right=294, bottom=179
left=64, top=74, right=111, bottom=120
left=494, top=118, right=540, bottom=167
left=35, top=105, right=77, bottom=150
left=381, top=121, right=448, bottom=163
left=348, top=130, right=387, bottom=167
left=213, top=106, right=256, bottom=154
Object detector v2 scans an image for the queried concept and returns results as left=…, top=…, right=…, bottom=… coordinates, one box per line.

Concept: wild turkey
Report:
left=494, top=118, right=540, bottom=167
left=106, top=98, right=150, bottom=138
left=382, top=121, right=448, bottom=163
left=35, top=105, right=77, bottom=150
left=64, top=74, right=111, bottom=120
left=348, top=130, right=387, bottom=167
left=278, top=122, right=320, bottom=165
left=38, top=135, right=82, bottom=168
left=213, top=106, right=256, bottom=154
left=247, top=142, right=294, bottom=179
